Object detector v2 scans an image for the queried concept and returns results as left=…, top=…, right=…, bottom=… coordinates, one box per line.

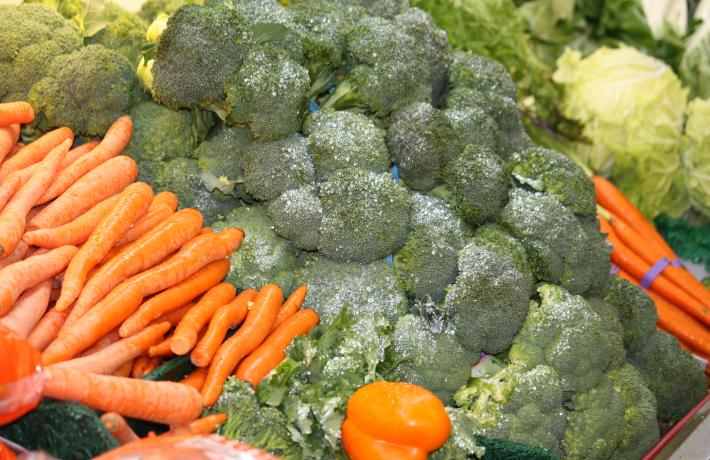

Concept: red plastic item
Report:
left=94, top=435, right=279, bottom=460
left=0, top=327, right=45, bottom=425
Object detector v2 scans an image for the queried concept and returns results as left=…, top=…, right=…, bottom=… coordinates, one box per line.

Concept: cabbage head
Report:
left=680, top=20, right=710, bottom=100
left=684, top=98, right=710, bottom=217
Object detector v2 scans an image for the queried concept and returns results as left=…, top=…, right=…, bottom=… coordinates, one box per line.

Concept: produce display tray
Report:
left=644, top=391, right=710, bottom=460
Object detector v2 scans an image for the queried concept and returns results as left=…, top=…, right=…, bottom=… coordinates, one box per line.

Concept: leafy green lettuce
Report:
left=684, top=98, right=710, bottom=217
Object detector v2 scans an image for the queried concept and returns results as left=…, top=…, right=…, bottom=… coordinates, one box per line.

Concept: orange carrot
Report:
left=236, top=308, right=319, bottom=387
left=8, top=141, right=24, bottom=157
left=648, top=291, right=710, bottom=356
left=0, top=174, right=21, bottom=211
left=0, top=279, right=52, bottom=338
left=80, top=329, right=121, bottom=357
left=0, top=245, right=77, bottom=316
left=63, top=141, right=99, bottom=166
left=202, top=285, right=283, bottom=406
left=23, top=195, right=121, bottom=248
left=131, top=355, right=163, bottom=378
left=55, top=182, right=154, bottom=311
left=0, top=127, right=73, bottom=179
left=0, top=240, right=28, bottom=269
left=39, top=116, right=133, bottom=203
left=0, top=124, right=20, bottom=164
left=120, top=259, right=231, bottom=337
left=170, top=283, right=236, bottom=355
left=27, top=307, right=70, bottom=351
left=180, top=368, right=208, bottom=392
left=114, top=360, right=134, bottom=378
left=149, top=301, right=195, bottom=328
left=169, top=414, right=227, bottom=436
left=148, top=336, right=176, bottom=358
left=43, top=367, right=203, bottom=426
left=190, top=289, right=255, bottom=368
left=53, top=322, right=171, bottom=375
left=272, top=285, right=307, bottom=330
left=0, top=101, right=34, bottom=126
left=101, top=412, right=139, bottom=445
left=112, top=204, right=174, bottom=249
left=200, top=227, right=213, bottom=235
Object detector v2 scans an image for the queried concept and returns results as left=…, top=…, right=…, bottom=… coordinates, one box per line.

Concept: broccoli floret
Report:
left=473, top=224, right=535, bottom=289
left=268, top=185, right=322, bottom=251
left=441, top=144, right=509, bottom=226
left=509, top=147, right=596, bottom=217
left=561, top=374, right=625, bottom=460
left=0, top=4, right=82, bottom=102
left=225, top=46, right=310, bottom=140
left=448, top=52, right=517, bottom=100
left=318, top=167, right=410, bottom=263
left=294, top=0, right=406, bottom=18
left=242, top=134, right=314, bottom=201
left=28, top=44, right=137, bottom=137
left=431, top=408, right=486, bottom=460
left=604, top=277, right=658, bottom=353
left=297, top=256, right=408, bottom=324
left=585, top=298, right=626, bottom=370
left=454, top=360, right=567, bottom=454
left=231, top=0, right=304, bottom=63
left=386, top=102, right=458, bottom=192
left=607, top=364, right=660, bottom=460
left=84, top=4, right=147, bottom=67
left=444, top=238, right=533, bottom=354
left=304, top=108, right=389, bottom=180
left=408, top=192, right=470, bottom=242
left=445, top=107, right=499, bottom=152
left=213, top=205, right=300, bottom=293
left=388, top=314, right=476, bottom=405
left=628, top=330, right=707, bottom=425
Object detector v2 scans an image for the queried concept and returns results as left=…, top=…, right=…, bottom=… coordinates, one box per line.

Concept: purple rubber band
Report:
left=610, top=264, right=620, bottom=275
left=640, top=257, right=670, bottom=289
left=669, top=258, right=682, bottom=268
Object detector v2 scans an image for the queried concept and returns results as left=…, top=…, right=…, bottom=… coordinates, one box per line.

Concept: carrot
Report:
left=8, top=141, right=25, bottom=157
left=0, top=101, right=34, bottom=126
left=53, top=322, right=171, bottom=375
left=0, top=174, right=21, bottom=212
left=112, top=204, right=174, bottom=249
left=38, top=116, right=133, bottom=204
left=131, top=355, right=163, bottom=378
left=0, top=279, right=52, bottom=338
left=169, top=414, right=227, bottom=436
left=23, top=195, right=121, bottom=248
left=63, top=141, right=99, bottom=166
left=236, top=308, right=319, bottom=387
left=0, top=240, right=28, bottom=270
left=0, top=124, right=20, bottom=164
left=0, top=127, right=72, bottom=179
left=180, top=368, right=208, bottom=391
left=0, top=245, right=77, bottom=316
left=101, top=412, right=140, bottom=445
left=80, top=329, right=121, bottom=357
left=149, top=301, right=195, bottom=328
left=148, top=336, right=176, bottom=358
left=200, top=227, right=213, bottom=235
left=120, top=259, right=231, bottom=338
left=190, top=289, right=255, bottom=368
left=43, top=367, right=203, bottom=426
left=201, top=284, right=283, bottom=406
left=55, top=182, right=154, bottom=311
left=27, top=307, right=69, bottom=351
left=647, top=291, right=710, bottom=356
left=170, top=283, right=237, bottom=355
left=114, top=360, right=134, bottom=378
left=272, top=285, right=307, bottom=330
left=0, top=140, right=70, bottom=256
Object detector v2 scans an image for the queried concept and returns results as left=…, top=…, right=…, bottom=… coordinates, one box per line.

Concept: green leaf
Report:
left=251, top=23, right=290, bottom=45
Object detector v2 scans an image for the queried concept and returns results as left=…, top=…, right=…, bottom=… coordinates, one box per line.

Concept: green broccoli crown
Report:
left=509, top=146, right=596, bottom=217
left=84, top=4, right=147, bottom=67
left=386, top=102, right=459, bottom=192
left=304, top=108, right=389, bottom=180
left=409, top=192, right=470, bottom=243
left=445, top=240, right=532, bottom=354
left=628, top=330, right=707, bottom=424
left=0, top=3, right=82, bottom=102
left=445, top=107, right=499, bottom=153
left=431, top=407, right=486, bottom=460
left=584, top=298, right=627, bottom=371
left=213, top=205, right=300, bottom=293
left=225, top=46, right=310, bottom=140
left=604, top=277, right=658, bottom=353
left=509, top=284, right=618, bottom=394
left=242, top=133, right=314, bottom=201
left=268, top=185, right=323, bottom=251
left=318, top=167, right=411, bottom=263
left=296, top=256, right=408, bottom=324
left=448, top=52, right=517, bottom=101
left=606, top=364, right=660, bottom=460
left=562, top=373, right=626, bottom=460
left=442, top=144, right=509, bottom=226
left=473, top=224, right=535, bottom=290
left=29, top=44, right=136, bottom=136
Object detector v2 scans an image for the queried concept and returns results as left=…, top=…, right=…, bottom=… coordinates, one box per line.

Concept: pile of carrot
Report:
left=594, top=176, right=710, bottom=377
left=0, top=101, right=319, bottom=443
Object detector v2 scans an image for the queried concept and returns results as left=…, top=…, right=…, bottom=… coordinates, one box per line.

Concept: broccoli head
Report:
left=509, top=284, right=623, bottom=394
left=628, top=330, right=707, bottom=425
left=242, top=134, right=314, bottom=201
left=448, top=52, right=517, bottom=101
left=84, top=4, right=147, bottom=67
left=408, top=192, right=470, bottom=241
left=584, top=298, right=626, bottom=370
left=509, top=146, right=596, bottom=217
left=318, top=167, right=410, bottom=263
left=454, top=359, right=567, bottom=453
left=604, top=277, right=658, bottom=354
left=0, top=3, right=82, bottom=103
left=473, top=224, right=535, bottom=289
left=268, top=185, right=322, bottom=251
left=231, top=0, right=304, bottom=63
left=304, top=108, right=389, bottom=180
left=386, top=102, right=458, bottom=192
left=445, top=107, right=499, bottom=152
left=29, top=44, right=137, bottom=137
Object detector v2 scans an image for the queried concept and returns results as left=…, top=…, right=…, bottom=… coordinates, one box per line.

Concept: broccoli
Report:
left=628, top=330, right=707, bottom=425
left=431, top=408, right=486, bottom=460
left=268, top=185, right=322, bottom=251
left=445, top=106, right=499, bottom=152
left=297, top=256, right=408, bottom=324
left=318, top=167, right=411, bottom=263
left=213, top=205, right=300, bottom=293
left=585, top=298, right=626, bottom=370
left=242, top=133, right=314, bottom=201
left=473, top=225, right=535, bottom=290
left=509, top=284, right=624, bottom=394
left=304, top=108, right=389, bottom=180
left=224, top=46, right=310, bottom=140
left=27, top=44, right=136, bottom=137
left=604, top=277, right=658, bottom=354
left=386, top=102, right=458, bottom=192
left=454, top=359, right=567, bottom=454
left=84, top=4, right=147, bottom=67
left=448, top=52, right=517, bottom=101
left=441, top=144, right=509, bottom=226
left=561, top=373, right=625, bottom=460
left=508, top=147, right=596, bottom=217
left=139, top=0, right=200, bottom=22
left=444, top=237, right=533, bottom=354
left=606, top=364, right=660, bottom=460
left=408, top=192, right=471, bottom=241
